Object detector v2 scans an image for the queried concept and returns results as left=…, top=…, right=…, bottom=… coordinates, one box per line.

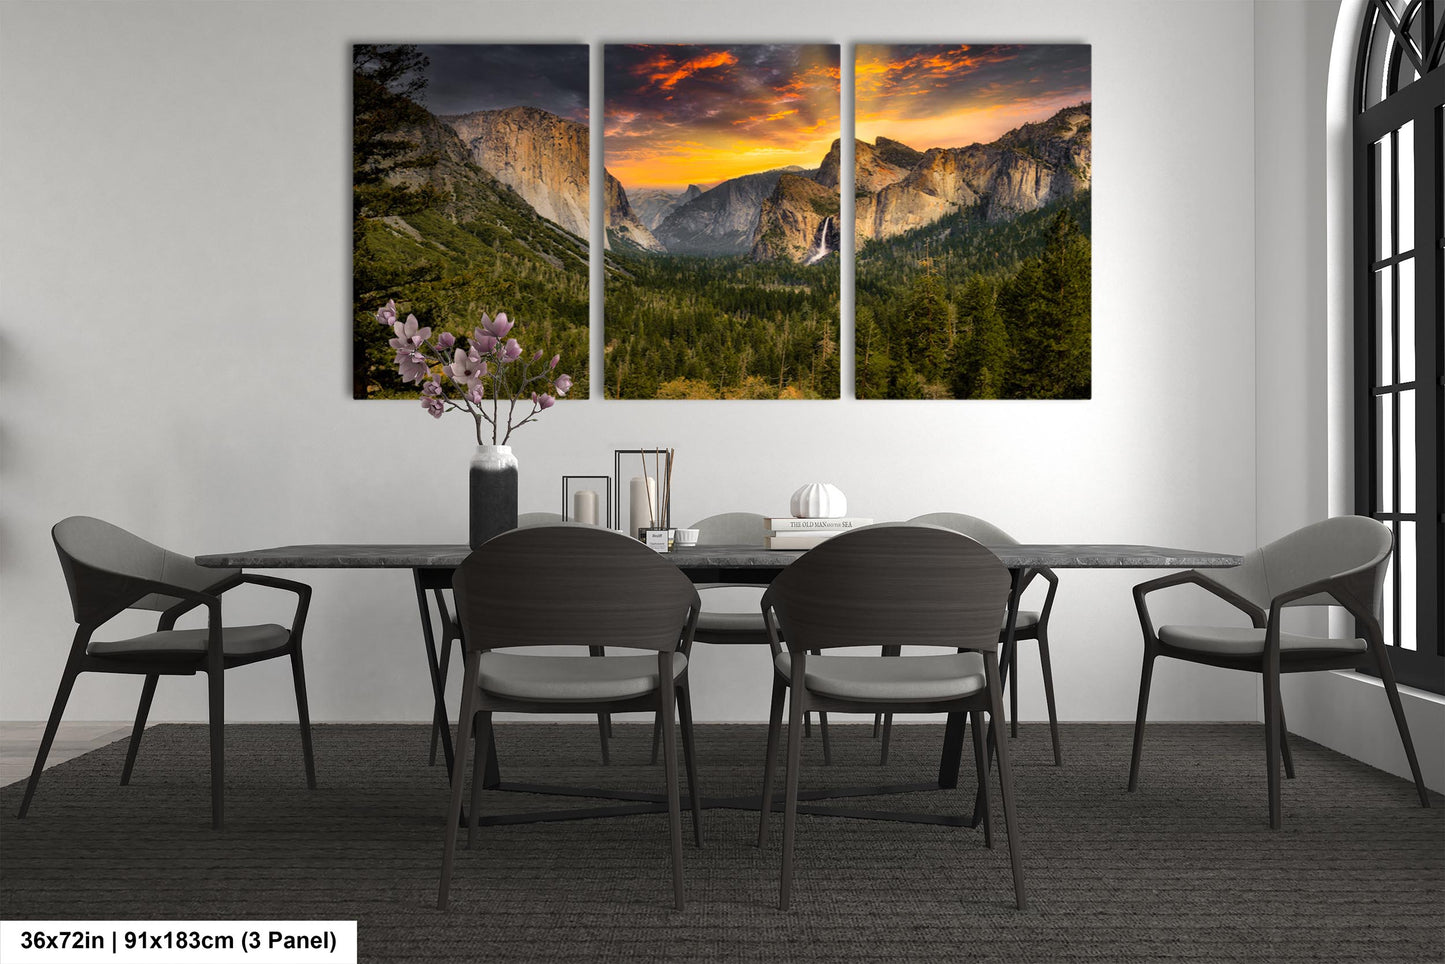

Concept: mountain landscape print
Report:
left=353, top=44, right=590, bottom=398
left=603, top=44, right=842, bottom=399
left=854, top=44, right=1092, bottom=399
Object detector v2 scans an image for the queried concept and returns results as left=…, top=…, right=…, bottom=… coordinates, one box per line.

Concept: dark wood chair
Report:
left=875, top=512, right=1061, bottom=766
left=649, top=511, right=833, bottom=764
left=438, top=525, right=703, bottom=911
left=756, top=524, right=1025, bottom=910
left=18, top=516, right=314, bottom=830
left=1129, top=515, right=1430, bottom=827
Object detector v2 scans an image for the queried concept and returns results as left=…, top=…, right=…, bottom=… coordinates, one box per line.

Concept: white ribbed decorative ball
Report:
left=790, top=482, right=847, bottom=519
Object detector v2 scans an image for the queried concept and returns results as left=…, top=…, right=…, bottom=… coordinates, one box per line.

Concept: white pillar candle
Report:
left=629, top=476, right=657, bottom=537
left=573, top=489, right=599, bottom=526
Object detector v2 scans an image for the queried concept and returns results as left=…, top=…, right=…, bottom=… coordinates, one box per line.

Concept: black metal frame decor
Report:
left=1351, top=0, right=1444, bottom=693
left=613, top=448, right=674, bottom=537
left=562, top=475, right=613, bottom=527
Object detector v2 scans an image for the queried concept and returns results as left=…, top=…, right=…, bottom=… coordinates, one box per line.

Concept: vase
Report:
left=469, top=444, right=518, bottom=549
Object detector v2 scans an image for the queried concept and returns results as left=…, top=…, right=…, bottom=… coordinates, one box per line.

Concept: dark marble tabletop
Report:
left=197, top=542, right=1241, bottom=571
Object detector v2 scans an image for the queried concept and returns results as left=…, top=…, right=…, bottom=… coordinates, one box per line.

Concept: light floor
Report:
left=0, top=722, right=134, bottom=789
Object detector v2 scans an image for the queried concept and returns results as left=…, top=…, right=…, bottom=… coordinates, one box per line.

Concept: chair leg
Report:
left=290, top=650, right=317, bottom=789
left=970, top=709, right=992, bottom=849
left=120, top=674, right=159, bottom=786
left=1370, top=641, right=1431, bottom=807
left=780, top=675, right=807, bottom=911
left=676, top=684, right=704, bottom=848
left=1127, top=649, right=1157, bottom=792
left=649, top=713, right=662, bottom=766
left=985, top=655, right=1026, bottom=910
left=757, top=677, right=787, bottom=849
left=468, top=712, right=490, bottom=849
left=872, top=712, right=882, bottom=738
left=1278, top=702, right=1295, bottom=780
left=1009, top=643, right=1019, bottom=739
left=880, top=713, right=894, bottom=766
left=1036, top=630, right=1062, bottom=766
left=207, top=667, right=225, bottom=831
left=1263, top=660, right=1283, bottom=829
left=589, top=646, right=610, bottom=765
left=17, top=659, right=81, bottom=819
left=658, top=656, right=685, bottom=911
left=439, top=653, right=480, bottom=910
left=818, top=711, right=832, bottom=766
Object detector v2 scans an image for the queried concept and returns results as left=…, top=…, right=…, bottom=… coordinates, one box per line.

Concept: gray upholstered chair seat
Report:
left=1158, top=625, right=1366, bottom=657
left=694, top=610, right=766, bottom=637
left=479, top=651, right=688, bottom=702
left=773, top=651, right=987, bottom=702
left=1009, top=610, right=1040, bottom=631
left=87, top=623, right=290, bottom=659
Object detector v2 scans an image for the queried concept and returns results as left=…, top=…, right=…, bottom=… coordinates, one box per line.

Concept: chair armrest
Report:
left=1033, top=567, right=1060, bottom=625
left=1133, top=569, right=1266, bottom=644
left=236, top=573, right=313, bottom=646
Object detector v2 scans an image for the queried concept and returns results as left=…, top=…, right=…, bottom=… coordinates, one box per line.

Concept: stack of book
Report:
left=764, top=516, right=874, bottom=549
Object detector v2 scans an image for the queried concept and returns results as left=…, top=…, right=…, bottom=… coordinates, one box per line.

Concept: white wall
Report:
left=2, top=0, right=1264, bottom=728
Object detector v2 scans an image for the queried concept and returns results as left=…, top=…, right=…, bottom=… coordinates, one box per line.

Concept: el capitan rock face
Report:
left=603, top=173, right=666, bottom=252
left=443, top=106, right=591, bottom=239
left=855, top=101, right=1092, bottom=245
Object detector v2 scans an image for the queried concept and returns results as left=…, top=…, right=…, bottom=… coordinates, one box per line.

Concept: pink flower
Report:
left=438, top=332, right=456, bottom=349
left=422, top=378, right=443, bottom=397
left=549, top=354, right=560, bottom=370
left=471, top=330, right=498, bottom=355
left=532, top=392, right=556, bottom=410
left=482, top=312, right=514, bottom=339
left=554, top=373, right=573, bottom=396
left=467, top=384, right=487, bottom=406
left=421, top=396, right=444, bottom=418
left=532, top=349, right=544, bottom=362
left=388, top=314, right=430, bottom=351
left=501, top=338, right=522, bottom=362
left=376, top=300, right=398, bottom=327
left=397, top=348, right=431, bottom=384
left=450, top=348, right=485, bottom=389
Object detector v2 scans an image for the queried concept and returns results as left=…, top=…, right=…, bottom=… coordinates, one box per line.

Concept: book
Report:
left=764, top=516, right=873, bottom=531
left=765, top=531, right=847, bottom=549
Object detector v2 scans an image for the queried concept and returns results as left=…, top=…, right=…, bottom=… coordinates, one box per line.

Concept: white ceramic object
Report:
left=790, top=482, right=847, bottom=519
left=674, top=527, right=700, bottom=547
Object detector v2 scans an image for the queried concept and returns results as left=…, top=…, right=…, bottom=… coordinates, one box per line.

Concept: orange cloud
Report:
left=643, top=49, right=738, bottom=91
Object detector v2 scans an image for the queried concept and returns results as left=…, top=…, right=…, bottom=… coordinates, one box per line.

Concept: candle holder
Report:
left=562, top=475, right=612, bottom=527
left=613, top=448, right=674, bottom=538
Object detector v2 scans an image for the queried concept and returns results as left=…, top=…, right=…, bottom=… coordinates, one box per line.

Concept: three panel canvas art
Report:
left=353, top=43, right=1091, bottom=400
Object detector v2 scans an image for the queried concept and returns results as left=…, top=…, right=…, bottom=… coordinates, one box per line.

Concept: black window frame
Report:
left=1352, top=0, right=1444, bottom=694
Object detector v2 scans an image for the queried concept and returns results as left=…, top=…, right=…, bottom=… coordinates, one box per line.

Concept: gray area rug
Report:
left=2, top=722, right=1441, bottom=963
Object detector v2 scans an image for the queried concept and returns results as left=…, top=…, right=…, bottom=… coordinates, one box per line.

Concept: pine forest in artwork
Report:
left=854, top=44, right=1092, bottom=399
left=603, top=44, right=842, bottom=399
left=352, top=44, right=591, bottom=399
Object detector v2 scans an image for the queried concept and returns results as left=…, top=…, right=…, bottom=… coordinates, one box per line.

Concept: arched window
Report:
left=1353, top=0, right=1443, bottom=693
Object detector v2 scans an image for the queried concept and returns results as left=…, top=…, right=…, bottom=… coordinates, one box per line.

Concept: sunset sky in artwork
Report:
left=855, top=44, right=1090, bottom=151
left=605, top=44, right=840, bottom=192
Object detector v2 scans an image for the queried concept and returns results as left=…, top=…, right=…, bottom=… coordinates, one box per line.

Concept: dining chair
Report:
left=1129, top=515, right=1430, bottom=827
left=649, top=511, right=833, bottom=765
left=757, top=524, right=1025, bottom=910
left=438, top=525, right=703, bottom=911
left=876, top=512, right=1061, bottom=766
left=18, top=516, right=314, bottom=830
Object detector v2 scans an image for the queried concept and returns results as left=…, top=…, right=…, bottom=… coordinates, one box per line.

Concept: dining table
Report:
left=197, top=539, right=1242, bottom=826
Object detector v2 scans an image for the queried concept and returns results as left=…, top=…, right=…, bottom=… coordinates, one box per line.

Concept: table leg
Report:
left=413, top=569, right=499, bottom=788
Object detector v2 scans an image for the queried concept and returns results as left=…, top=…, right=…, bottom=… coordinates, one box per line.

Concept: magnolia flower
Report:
left=421, top=395, right=444, bottom=418
left=422, top=378, right=443, bottom=397
left=389, top=314, right=430, bottom=351
left=438, top=332, right=456, bottom=349
left=549, top=354, right=560, bottom=370
left=450, top=348, right=486, bottom=389
left=467, top=384, right=487, bottom=406
left=471, top=331, right=498, bottom=355
left=482, top=312, right=514, bottom=339
left=397, top=348, right=431, bottom=384
left=376, top=300, right=398, bottom=327
left=500, top=338, right=522, bottom=362
left=532, top=392, right=556, bottom=410
left=554, top=373, right=573, bottom=396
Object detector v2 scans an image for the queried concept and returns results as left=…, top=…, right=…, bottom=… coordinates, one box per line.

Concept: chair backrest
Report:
left=762, top=524, right=1011, bottom=653
left=690, top=512, right=769, bottom=546
left=52, top=516, right=235, bottom=625
left=452, top=525, right=700, bottom=653
left=907, top=512, right=1019, bottom=547
left=1205, top=516, right=1393, bottom=613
